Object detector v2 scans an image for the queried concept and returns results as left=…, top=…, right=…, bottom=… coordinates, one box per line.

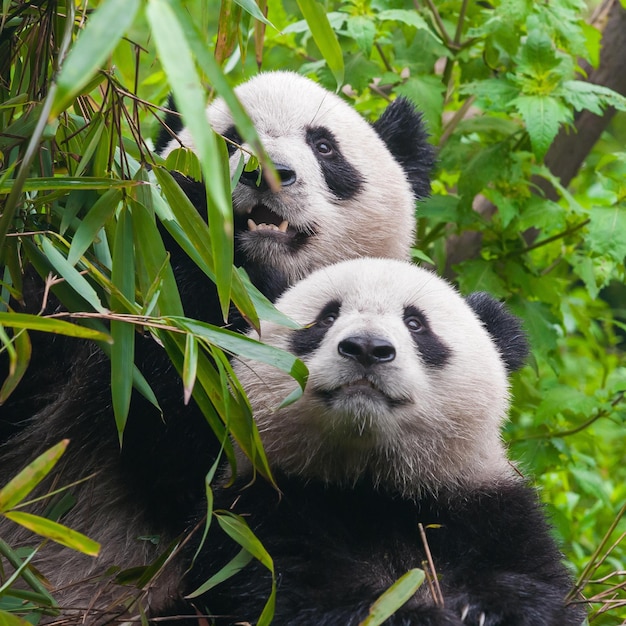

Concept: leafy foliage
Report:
left=1, top=0, right=625, bottom=623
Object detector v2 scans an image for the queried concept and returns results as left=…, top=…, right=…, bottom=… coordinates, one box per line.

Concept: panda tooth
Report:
left=278, top=220, right=289, bottom=232
left=247, top=219, right=257, bottom=231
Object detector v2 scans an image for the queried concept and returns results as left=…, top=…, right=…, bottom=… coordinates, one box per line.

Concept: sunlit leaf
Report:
left=4, top=511, right=100, bottom=556
left=296, top=0, right=344, bottom=88
left=0, top=440, right=69, bottom=512
left=51, top=0, right=141, bottom=116
left=359, top=569, right=425, bottom=625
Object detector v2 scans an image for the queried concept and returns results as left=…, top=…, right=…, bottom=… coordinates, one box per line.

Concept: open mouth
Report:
left=246, top=203, right=291, bottom=234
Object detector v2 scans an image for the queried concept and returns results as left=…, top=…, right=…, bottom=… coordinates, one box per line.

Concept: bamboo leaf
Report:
left=50, top=0, right=141, bottom=117
left=183, top=333, right=199, bottom=405
left=186, top=547, right=253, bottom=598
left=40, top=237, right=108, bottom=314
left=0, top=312, right=111, bottom=342
left=110, top=207, right=135, bottom=441
left=4, top=511, right=100, bottom=556
left=0, top=440, right=69, bottom=512
left=67, top=187, right=122, bottom=266
left=147, top=0, right=233, bottom=321
left=0, top=325, right=31, bottom=404
left=0, top=177, right=139, bottom=193
left=359, top=569, right=425, bottom=626
left=296, top=0, right=344, bottom=88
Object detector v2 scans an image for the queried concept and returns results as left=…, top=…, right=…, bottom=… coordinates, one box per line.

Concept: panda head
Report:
left=233, top=258, right=529, bottom=496
left=157, top=72, right=434, bottom=285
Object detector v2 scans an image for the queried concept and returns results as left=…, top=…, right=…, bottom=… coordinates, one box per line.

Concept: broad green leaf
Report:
left=376, top=9, right=440, bottom=41
left=67, top=187, right=122, bottom=266
left=588, top=205, right=626, bottom=263
left=0, top=440, right=69, bottom=512
left=50, top=0, right=141, bottom=117
left=110, top=207, right=135, bottom=441
left=359, top=568, right=425, bottom=625
left=455, top=259, right=508, bottom=298
left=0, top=312, right=111, bottom=342
left=296, top=0, right=344, bottom=88
left=345, top=16, right=376, bottom=55
left=4, top=511, right=100, bottom=556
left=512, top=95, right=571, bottom=159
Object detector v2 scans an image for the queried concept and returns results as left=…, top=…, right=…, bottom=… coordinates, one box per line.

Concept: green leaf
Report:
left=359, top=568, right=425, bottom=625
left=0, top=440, right=69, bottom=512
left=345, top=16, right=376, bottom=55
left=187, top=547, right=253, bottom=598
left=296, top=0, right=344, bottom=88
left=213, top=512, right=279, bottom=626
left=110, top=207, right=135, bottom=442
left=183, top=333, right=199, bottom=405
left=455, top=260, right=508, bottom=298
left=511, top=95, right=571, bottom=159
left=376, top=9, right=439, bottom=41
left=51, top=0, right=141, bottom=116
left=0, top=177, right=139, bottom=193
left=40, top=236, right=108, bottom=314
left=0, top=325, right=31, bottom=404
left=234, top=0, right=276, bottom=28
left=3, top=511, right=100, bottom=556
left=0, top=312, right=111, bottom=342
left=168, top=317, right=308, bottom=392
left=587, top=205, right=626, bottom=262
left=67, top=187, right=122, bottom=266
left=0, top=610, right=33, bottom=625
left=147, top=0, right=233, bottom=321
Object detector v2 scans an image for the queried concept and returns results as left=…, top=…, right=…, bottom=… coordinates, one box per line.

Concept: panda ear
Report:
left=465, top=292, right=529, bottom=373
left=372, top=98, right=435, bottom=200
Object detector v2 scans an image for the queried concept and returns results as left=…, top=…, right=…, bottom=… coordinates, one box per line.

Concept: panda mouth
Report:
left=246, top=204, right=297, bottom=235
left=317, top=379, right=408, bottom=407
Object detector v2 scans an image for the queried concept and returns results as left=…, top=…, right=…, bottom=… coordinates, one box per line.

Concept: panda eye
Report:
left=318, top=312, right=337, bottom=327
left=404, top=317, right=424, bottom=333
left=315, top=138, right=334, bottom=157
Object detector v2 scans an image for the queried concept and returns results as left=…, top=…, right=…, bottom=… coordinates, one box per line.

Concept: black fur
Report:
left=465, top=293, right=529, bottom=372
left=404, top=305, right=451, bottom=368
left=289, top=299, right=341, bottom=356
left=154, top=94, right=184, bottom=154
left=168, top=475, right=584, bottom=625
left=372, top=97, right=435, bottom=200
left=305, top=126, right=364, bottom=200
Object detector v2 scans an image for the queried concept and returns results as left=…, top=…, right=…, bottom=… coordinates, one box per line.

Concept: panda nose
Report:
left=338, top=336, right=396, bottom=367
left=239, top=163, right=296, bottom=190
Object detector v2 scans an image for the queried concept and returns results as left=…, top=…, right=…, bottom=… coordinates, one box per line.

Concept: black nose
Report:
left=338, top=336, right=396, bottom=367
left=239, top=163, right=296, bottom=191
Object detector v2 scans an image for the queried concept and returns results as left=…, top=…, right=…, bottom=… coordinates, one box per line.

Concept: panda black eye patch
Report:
left=223, top=126, right=243, bottom=156
left=403, top=305, right=451, bottom=368
left=289, top=299, right=341, bottom=356
left=306, top=127, right=363, bottom=201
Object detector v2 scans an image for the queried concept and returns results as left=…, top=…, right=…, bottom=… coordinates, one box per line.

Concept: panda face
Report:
left=233, top=258, right=517, bottom=496
left=159, top=72, right=421, bottom=284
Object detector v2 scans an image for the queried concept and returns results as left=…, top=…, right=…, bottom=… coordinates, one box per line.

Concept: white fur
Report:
left=160, top=72, right=416, bottom=283
left=233, top=258, right=515, bottom=496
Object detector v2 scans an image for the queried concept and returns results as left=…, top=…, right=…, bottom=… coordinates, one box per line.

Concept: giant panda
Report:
left=0, top=74, right=434, bottom=620
left=170, top=258, right=586, bottom=626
